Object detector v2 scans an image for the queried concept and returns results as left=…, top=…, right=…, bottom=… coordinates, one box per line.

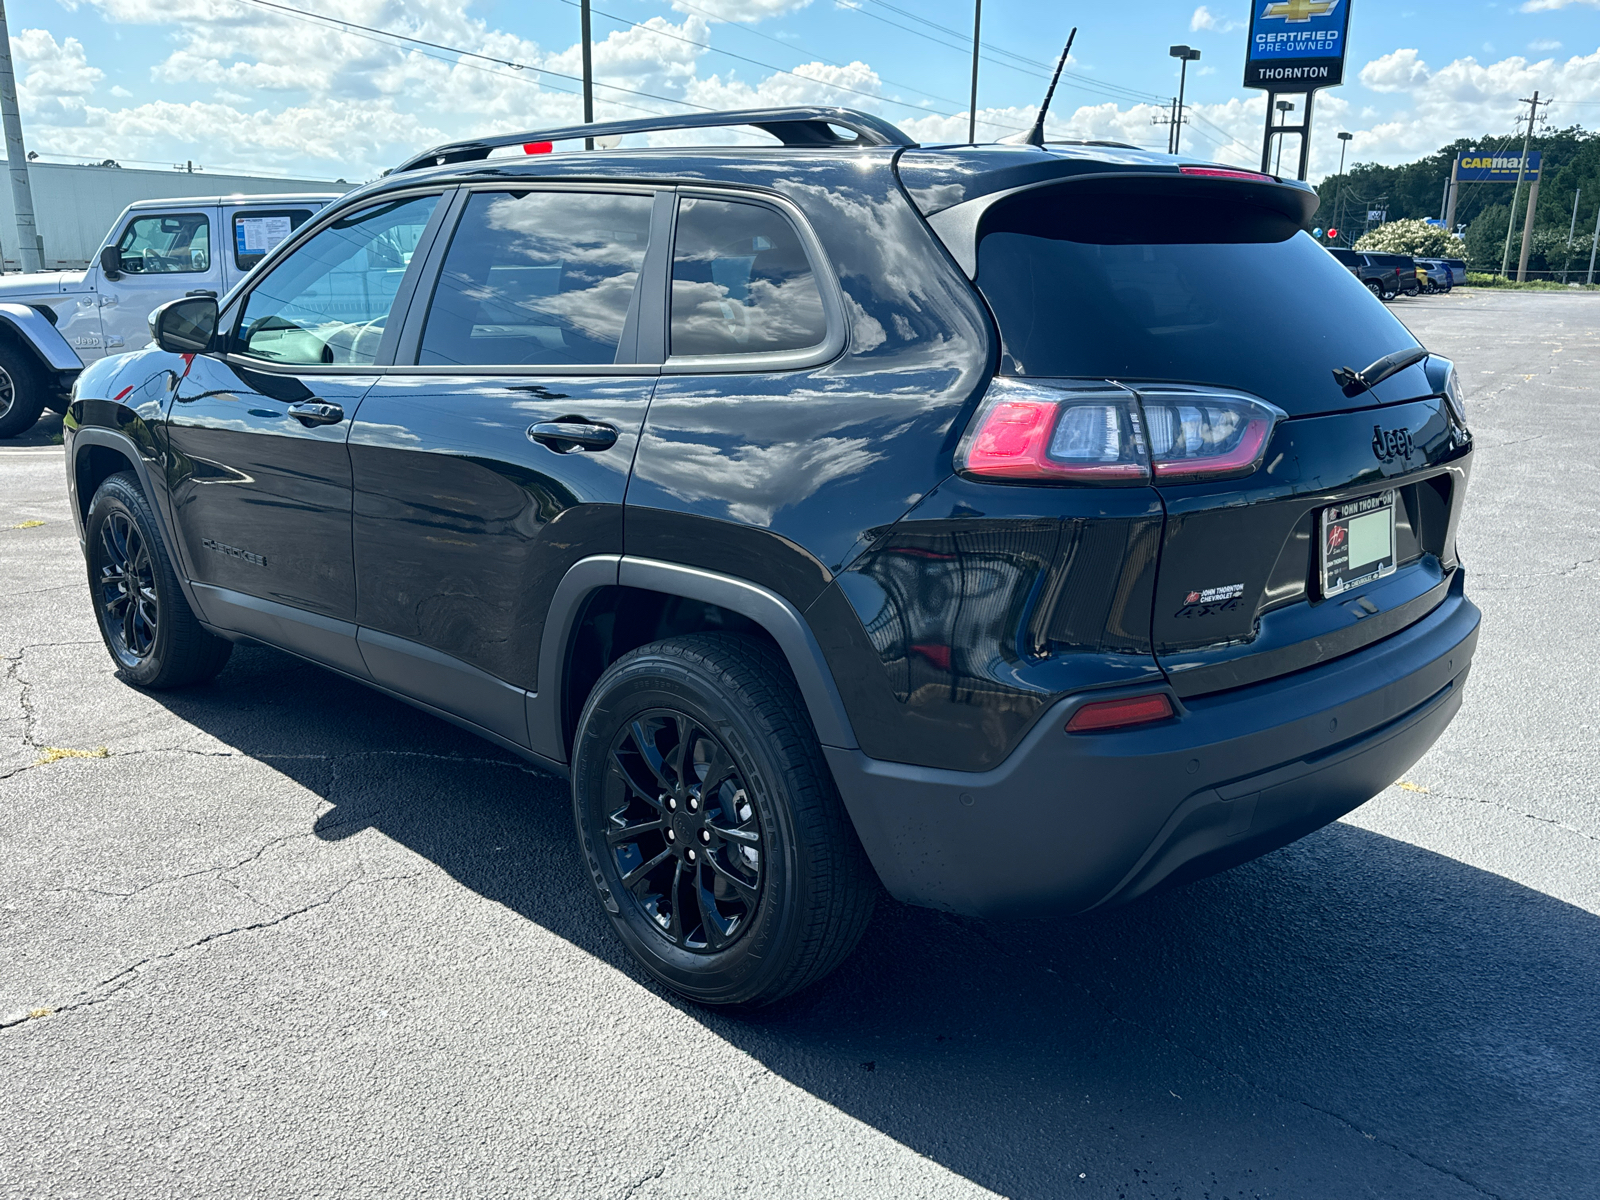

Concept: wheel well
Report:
left=562, top=585, right=784, bottom=754
left=75, top=443, right=137, bottom=524
left=0, top=321, right=60, bottom=382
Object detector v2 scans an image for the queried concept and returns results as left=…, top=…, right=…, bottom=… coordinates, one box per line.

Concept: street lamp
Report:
left=1168, top=45, right=1201, bottom=155
left=1274, top=100, right=1295, bottom=174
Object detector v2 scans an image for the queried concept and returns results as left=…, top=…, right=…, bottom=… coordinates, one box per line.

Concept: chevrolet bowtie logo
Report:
left=1265, top=0, right=1338, bottom=21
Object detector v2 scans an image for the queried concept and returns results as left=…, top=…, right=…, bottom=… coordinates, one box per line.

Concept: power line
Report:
left=232, top=0, right=703, bottom=117
left=562, top=0, right=1027, bottom=134
left=669, top=0, right=971, bottom=114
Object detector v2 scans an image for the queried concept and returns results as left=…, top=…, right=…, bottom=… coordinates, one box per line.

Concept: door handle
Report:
left=527, top=420, right=619, bottom=453
left=288, top=400, right=345, bottom=427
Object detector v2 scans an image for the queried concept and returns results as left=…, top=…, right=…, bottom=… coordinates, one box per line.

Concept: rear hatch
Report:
left=939, top=167, right=1473, bottom=698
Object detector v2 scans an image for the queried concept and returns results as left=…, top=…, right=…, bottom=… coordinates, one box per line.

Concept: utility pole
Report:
left=1561, top=188, right=1580, bottom=283
left=1335, top=131, right=1352, bottom=246
left=1444, top=151, right=1461, bottom=231
left=0, top=0, right=42, bottom=273
left=1500, top=91, right=1547, bottom=279
left=1589, top=200, right=1599, bottom=286
left=1168, top=46, right=1200, bottom=155
left=580, top=0, right=594, bottom=150
left=967, top=0, right=982, bottom=144
left=1273, top=101, right=1294, bottom=175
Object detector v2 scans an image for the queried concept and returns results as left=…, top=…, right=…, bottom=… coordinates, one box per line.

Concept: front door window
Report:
left=115, top=213, right=210, bottom=274
left=236, top=195, right=439, bottom=366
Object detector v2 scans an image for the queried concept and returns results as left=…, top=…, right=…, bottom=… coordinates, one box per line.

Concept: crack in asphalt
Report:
left=958, top=916, right=1510, bottom=1200
left=0, top=870, right=422, bottom=1032
left=1401, top=784, right=1600, bottom=847
left=44, top=829, right=318, bottom=902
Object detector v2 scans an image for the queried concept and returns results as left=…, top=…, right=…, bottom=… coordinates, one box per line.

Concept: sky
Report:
left=6, top=0, right=1600, bottom=183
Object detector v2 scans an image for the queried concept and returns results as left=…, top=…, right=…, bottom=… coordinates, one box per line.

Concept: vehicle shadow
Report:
left=152, top=643, right=1600, bottom=1200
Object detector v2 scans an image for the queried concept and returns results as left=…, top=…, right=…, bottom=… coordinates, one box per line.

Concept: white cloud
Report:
left=1190, top=6, right=1242, bottom=32
left=1520, top=0, right=1597, bottom=10
left=11, top=29, right=104, bottom=112
left=671, top=0, right=813, bottom=21
left=1361, top=48, right=1433, bottom=93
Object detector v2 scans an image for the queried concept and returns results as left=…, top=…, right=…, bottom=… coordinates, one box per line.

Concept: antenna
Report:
left=1025, top=28, right=1077, bottom=148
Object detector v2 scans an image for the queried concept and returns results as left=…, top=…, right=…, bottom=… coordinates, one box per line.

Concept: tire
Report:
left=0, top=343, right=45, bottom=438
left=572, top=632, right=877, bottom=1006
left=1366, top=281, right=1384, bottom=299
left=85, top=472, right=232, bottom=688
left=1382, top=289, right=1398, bottom=302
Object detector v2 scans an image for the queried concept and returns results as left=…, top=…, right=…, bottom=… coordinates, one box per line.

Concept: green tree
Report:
left=1355, top=218, right=1468, bottom=257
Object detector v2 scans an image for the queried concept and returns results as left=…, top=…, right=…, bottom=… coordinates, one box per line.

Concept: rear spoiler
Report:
left=923, top=169, right=1320, bottom=279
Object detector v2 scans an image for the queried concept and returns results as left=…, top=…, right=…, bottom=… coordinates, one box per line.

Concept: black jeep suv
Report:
left=64, top=108, right=1479, bottom=1005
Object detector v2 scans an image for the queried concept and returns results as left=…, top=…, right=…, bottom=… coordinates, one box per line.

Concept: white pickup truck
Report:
left=0, top=191, right=339, bottom=437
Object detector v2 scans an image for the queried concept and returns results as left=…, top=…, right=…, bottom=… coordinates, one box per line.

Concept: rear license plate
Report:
left=1321, top=490, right=1397, bottom=598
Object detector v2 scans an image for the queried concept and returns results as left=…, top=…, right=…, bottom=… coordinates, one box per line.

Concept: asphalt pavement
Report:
left=2, top=290, right=1597, bottom=1199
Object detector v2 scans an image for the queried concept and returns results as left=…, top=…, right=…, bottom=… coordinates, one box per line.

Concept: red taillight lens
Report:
left=1065, top=692, right=1175, bottom=733
left=1139, top=390, right=1285, bottom=482
left=958, top=380, right=1283, bottom=486
left=1179, top=166, right=1276, bottom=183
left=958, top=380, right=1150, bottom=484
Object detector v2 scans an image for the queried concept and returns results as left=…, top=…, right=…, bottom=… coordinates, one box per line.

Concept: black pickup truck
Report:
left=1327, top=248, right=1426, bottom=301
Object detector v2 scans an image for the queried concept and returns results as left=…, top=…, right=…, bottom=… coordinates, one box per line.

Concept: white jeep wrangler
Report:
left=0, top=192, right=338, bottom=438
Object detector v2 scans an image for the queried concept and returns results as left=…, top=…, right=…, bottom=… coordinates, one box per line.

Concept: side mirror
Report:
left=99, top=245, right=123, bottom=281
left=150, top=296, right=218, bottom=354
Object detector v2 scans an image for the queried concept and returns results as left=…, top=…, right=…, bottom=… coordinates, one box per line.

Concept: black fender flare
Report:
left=527, top=555, right=860, bottom=763
left=69, top=426, right=208, bottom=621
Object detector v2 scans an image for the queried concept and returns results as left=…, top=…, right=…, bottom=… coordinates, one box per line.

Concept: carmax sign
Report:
left=1456, top=151, right=1541, bottom=182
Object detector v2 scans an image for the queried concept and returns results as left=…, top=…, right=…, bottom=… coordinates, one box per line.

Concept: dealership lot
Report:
left=2, top=290, right=1597, bottom=1199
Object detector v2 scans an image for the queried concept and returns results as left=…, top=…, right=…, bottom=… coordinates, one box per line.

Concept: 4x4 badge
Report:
left=1176, top=582, right=1245, bottom=618
left=1372, top=425, right=1414, bottom=462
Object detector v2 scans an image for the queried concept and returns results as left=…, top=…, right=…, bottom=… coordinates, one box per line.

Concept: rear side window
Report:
left=973, top=181, right=1418, bottom=412
left=419, top=191, right=653, bottom=367
left=237, top=194, right=438, bottom=366
left=115, top=213, right=210, bottom=274
left=670, top=197, right=827, bottom=358
left=233, top=209, right=315, bottom=272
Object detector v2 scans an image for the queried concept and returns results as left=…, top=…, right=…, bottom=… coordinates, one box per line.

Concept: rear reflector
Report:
left=1065, top=692, right=1176, bottom=733
left=1179, top=166, right=1276, bottom=183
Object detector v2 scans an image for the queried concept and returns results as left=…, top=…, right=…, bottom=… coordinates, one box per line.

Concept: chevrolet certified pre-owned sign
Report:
left=1244, top=0, right=1353, bottom=92
left=1455, top=151, right=1542, bottom=183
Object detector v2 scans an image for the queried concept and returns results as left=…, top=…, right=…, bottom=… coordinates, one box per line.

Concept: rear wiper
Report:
left=1332, top=347, right=1430, bottom=397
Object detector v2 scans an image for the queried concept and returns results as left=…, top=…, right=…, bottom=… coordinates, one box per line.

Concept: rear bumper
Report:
left=825, top=571, right=1479, bottom=918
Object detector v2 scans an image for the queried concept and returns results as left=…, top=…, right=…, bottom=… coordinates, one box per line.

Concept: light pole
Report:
left=580, top=0, right=594, bottom=150
left=1274, top=101, right=1294, bottom=175
left=1335, top=131, right=1352, bottom=245
left=1168, top=45, right=1201, bottom=155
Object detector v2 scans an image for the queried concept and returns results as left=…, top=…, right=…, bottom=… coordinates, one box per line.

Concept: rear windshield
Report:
left=973, top=184, right=1420, bottom=413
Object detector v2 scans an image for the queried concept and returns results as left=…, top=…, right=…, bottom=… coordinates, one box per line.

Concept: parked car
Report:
left=0, top=193, right=339, bottom=438
left=1327, top=247, right=1393, bottom=298
left=1442, top=257, right=1469, bottom=286
left=64, top=107, right=1479, bottom=1006
left=1356, top=252, right=1424, bottom=300
left=1416, top=260, right=1453, bottom=294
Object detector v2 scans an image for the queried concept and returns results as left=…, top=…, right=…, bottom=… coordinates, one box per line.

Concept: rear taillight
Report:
left=1139, top=390, right=1284, bottom=482
left=1178, top=166, right=1276, bottom=183
left=1065, top=692, right=1176, bottom=733
left=959, top=380, right=1149, bottom=482
left=958, top=379, right=1284, bottom=486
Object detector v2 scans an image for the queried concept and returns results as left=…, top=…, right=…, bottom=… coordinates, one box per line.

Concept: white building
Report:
left=0, top=160, right=351, bottom=271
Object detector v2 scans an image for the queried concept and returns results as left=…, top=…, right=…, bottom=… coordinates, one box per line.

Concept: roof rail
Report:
left=393, top=106, right=918, bottom=174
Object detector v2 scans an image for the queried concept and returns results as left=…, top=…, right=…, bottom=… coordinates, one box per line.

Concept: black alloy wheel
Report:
left=572, top=633, right=877, bottom=1006
left=96, top=510, right=159, bottom=666
left=85, top=472, right=232, bottom=688
left=1366, top=281, right=1384, bottom=299
left=604, top=709, right=764, bottom=952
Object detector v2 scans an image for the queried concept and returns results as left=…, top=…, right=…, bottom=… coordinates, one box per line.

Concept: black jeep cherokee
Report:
left=64, top=107, right=1479, bottom=1006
